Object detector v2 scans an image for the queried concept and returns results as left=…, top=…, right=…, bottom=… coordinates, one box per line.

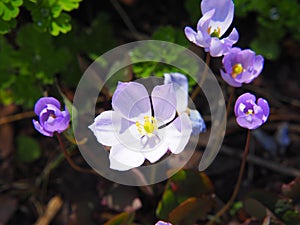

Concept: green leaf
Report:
left=168, top=196, right=213, bottom=225
left=156, top=170, right=214, bottom=221
left=57, top=0, right=82, bottom=12
left=16, top=136, right=41, bottom=163
left=0, top=0, right=23, bottom=21
left=50, top=13, right=71, bottom=36
left=156, top=189, right=178, bottom=220
left=103, top=212, right=135, bottom=225
left=24, top=0, right=82, bottom=36
left=244, top=198, right=267, bottom=220
left=246, top=190, right=279, bottom=212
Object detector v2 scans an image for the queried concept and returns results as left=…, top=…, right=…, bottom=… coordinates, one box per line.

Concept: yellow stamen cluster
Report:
left=246, top=109, right=254, bottom=115
left=136, top=116, right=158, bottom=137
left=231, top=63, right=244, bottom=78
left=207, top=26, right=221, bottom=38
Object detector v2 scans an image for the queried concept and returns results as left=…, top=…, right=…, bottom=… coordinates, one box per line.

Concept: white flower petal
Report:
left=165, top=113, right=192, bottom=154
left=151, top=83, right=176, bottom=125
left=89, top=111, right=132, bottom=147
left=164, top=73, right=188, bottom=113
left=109, top=144, right=145, bottom=171
left=112, top=82, right=151, bottom=121
left=142, top=135, right=169, bottom=163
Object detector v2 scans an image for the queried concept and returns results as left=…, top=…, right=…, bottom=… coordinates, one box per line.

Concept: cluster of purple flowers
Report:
left=29, top=0, right=271, bottom=224
left=185, top=0, right=269, bottom=129
left=32, top=0, right=270, bottom=173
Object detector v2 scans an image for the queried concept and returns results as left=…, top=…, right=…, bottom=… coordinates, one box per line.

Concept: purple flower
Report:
left=234, top=93, right=269, bottom=129
left=33, top=97, right=70, bottom=137
left=164, top=72, right=206, bottom=135
left=220, top=48, right=264, bottom=87
left=155, top=221, right=172, bottom=225
left=89, top=82, right=192, bottom=171
left=184, top=0, right=239, bottom=57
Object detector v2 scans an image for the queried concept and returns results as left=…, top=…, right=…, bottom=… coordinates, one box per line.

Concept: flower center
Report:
left=246, top=109, right=254, bottom=115
left=136, top=116, right=158, bottom=137
left=207, top=26, right=221, bottom=38
left=231, top=63, right=244, bottom=78
left=49, top=113, right=56, bottom=118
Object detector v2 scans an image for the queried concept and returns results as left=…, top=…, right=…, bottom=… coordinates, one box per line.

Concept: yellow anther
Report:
left=208, top=26, right=221, bottom=38
left=136, top=116, right=158, bottom=136
left=246, top=109, right=253, bottom=115
left=136, top=121, right=143, bottom=133
left=231, top=63, right=244, bottom=78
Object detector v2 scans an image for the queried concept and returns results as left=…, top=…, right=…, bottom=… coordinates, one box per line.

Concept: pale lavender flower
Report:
left=155, top=221, right=172, bottom=225
left=234, top=93, right=269, bottom=129
left=220, top=47, right=264, bottom=87
left=184, top=0, right=239, bottom=57
left=33, top=97, right=70, bottom=137
left=89, top=81, right=192, bottom=171
left=164, top=72, right=206, bottom=135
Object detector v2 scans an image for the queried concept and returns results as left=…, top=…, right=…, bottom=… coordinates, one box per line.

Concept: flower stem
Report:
left=191, top=53, right=211, bottom=100
left=206, top=129, right=251, bottom=225
left=55, top=133, right=97, bottom=175
left=0, top=111, right=35, bottom=125
left=226, top=86, right=235, bottom=117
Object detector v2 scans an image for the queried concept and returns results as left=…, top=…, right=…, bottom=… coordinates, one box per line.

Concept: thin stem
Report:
left=206, top=129, right=251, bottom=225
left=0, top=111, right=35, bottom=125
left=56, top=133, right=97, bottom=175
left=226, top=87, right=235, bottom=118
left=191, top=53, right=211, bottom=100
left=110, top=0, right=145, bottom=40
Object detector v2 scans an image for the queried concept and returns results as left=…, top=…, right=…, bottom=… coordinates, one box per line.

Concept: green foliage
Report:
left=229, top=201, right=243, bottom=216
left=0, top=0, right=23, bottom=21
left=0, top=24, right=72, bottom=107
left=275, top=199, right=300, bottom=225
left=152, top=26, right=189, bottom=47
left=131, top=26, right=197, bottom=89
left=156, top=170, right=214, bottom=224
left=0, top=11, right=115, bottom=108
left=234, top=0, right=300, bottom=59
left=246, top=190, right=300, bottom=225
left=184, top=0, right=201, bottom=25
left=55, top=13, right=116, bottom=86
left=16, top=24, right=71, bottom=84
left=0, top=0, right=82, bottom=35
left=16, top=135, right=41, bottom=163
left=103, top=212, right=135, bottom=225
left=0, top=0, right=23, bottom=34
left=24, top=0, right=82, bottom=36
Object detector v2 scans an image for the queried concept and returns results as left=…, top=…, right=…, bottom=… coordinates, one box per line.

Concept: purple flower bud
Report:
left=234, top=93, right=269, bottom=129
left=221, top=48, right=264, bottom=87
left=32, top=97, right=70, bottom=136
